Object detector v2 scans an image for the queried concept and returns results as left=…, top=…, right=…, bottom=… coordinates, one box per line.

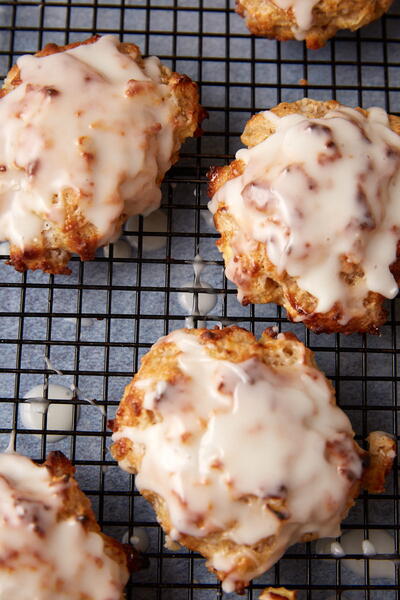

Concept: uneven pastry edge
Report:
left=260, top=586, right=297, bottom=600
left=208, top=98, right=400, bottom=335
left=235, top=0, right=393, bottom=49
left=110, top=325, right=396, bottom=593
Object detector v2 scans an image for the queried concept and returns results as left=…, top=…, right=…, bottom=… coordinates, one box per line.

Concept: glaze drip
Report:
left=272, top=0, right=319, bottom=39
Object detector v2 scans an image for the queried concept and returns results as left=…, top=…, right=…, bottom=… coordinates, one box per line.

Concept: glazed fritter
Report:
left=0, top=35, right=204, bottom=274
left=111, top=326, right=395, bottom=592
left=208, top=99, right=400, bottom=334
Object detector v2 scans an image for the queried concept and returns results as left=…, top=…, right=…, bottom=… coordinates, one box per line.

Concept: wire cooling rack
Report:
left=0, top=1, right=400, bottom=598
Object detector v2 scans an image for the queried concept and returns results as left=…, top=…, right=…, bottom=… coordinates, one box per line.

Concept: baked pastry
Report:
left=0, top=35, right=204, bottom=274
left=111, top=325, right=395, bottom=593
left=208, top=99, right=400, bottom=334
left=260, top=588, right=296, bottom=600
left=236, top=0, right=393, bottom=49
left=0, top=450, right=145, bottom=599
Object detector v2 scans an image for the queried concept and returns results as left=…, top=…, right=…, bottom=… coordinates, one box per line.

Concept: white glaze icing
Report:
left=184, top=316, right=196, bottom=329
left=44, top=355, right=63, bottom=375
left=185, top=317, right=207, bottom=328
left=330, top=541, right=346, bottom=557
left=0, top=452, right=128, bottom=599
left=113, top=330, right=362, bottom=591
left=179, top=254, right=217, bottom=317
left=3, top=430, right=16, bottom=454
left=209, top=106, right=400, bottom=323
left=362, top=539, right=376, bottom=556
left=272, top=0, right=319, bottom=39
left=122, top=527, right=149, bottom=553
left=193, top=253, right=204, bottom=278
left=70, top=383, right=106, bottom=416
left=0, top=35, right=178, bottom=251
left=179, top=280, right=217, bottom=315
left=21, top=383, right=79, bottom=442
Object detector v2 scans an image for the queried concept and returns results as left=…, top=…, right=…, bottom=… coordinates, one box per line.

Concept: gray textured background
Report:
left=0, top=1, right=399, bottom=598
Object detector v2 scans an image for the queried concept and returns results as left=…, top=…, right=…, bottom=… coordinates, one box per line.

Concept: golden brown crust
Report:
left=236, top=0, right=393, bottom=49
left=208, top=99, right=400, bottom=334
left=260, top=587, right=297, bottom=600
left=362, top=431, right=396, bottom=494
left=42, top=450, right=147, bottom=584
left=2, top=36, right=205, bottom=274
left=111, top=325, right=394, bottom=591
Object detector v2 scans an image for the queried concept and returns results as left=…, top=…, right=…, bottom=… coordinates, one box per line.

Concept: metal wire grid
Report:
left=0, top=0, right=399, bottom=598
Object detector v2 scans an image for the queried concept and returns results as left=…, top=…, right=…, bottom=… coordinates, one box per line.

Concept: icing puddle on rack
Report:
left=20, top=357, right=105, bottom=441
left=178, top=254, right=217, bottom=327
left=316, top=529, right=396, bottom=579
left=20, top=383, right=78, bottom=443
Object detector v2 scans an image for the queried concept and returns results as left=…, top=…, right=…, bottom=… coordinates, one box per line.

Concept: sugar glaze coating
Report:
left=0, top=453, right=128, bottom=600
left=209, top=106, right=400, bottom=325
left=272, top=0, right=319, bottom=38
left=113, top=329, right=362, bottom=592
left=0, top=35, right=179, bottom=255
